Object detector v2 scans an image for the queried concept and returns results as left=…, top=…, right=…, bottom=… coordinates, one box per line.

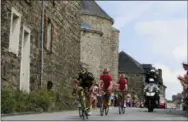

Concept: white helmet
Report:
left=149, top=78, right=154, bottom=82
left=150, top=69, right=155, bottom=73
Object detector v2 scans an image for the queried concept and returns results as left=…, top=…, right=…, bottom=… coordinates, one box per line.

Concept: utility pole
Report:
left=40, top=0, right=45, bottom=88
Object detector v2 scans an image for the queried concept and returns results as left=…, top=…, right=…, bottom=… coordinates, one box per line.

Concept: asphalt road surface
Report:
left=2, top=107, right=188, bottom=122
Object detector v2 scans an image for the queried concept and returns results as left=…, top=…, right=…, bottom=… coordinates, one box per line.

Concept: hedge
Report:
left=1, top=88, right=55, bottom=114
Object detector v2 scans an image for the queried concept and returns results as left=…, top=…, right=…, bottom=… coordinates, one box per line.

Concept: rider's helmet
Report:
left=103, top=68, right=109, bottom=74
left=80, top=67, right=87, bottom=74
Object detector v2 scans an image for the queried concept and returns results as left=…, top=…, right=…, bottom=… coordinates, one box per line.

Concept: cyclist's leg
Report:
left=107, top=92, right=111, bottom=106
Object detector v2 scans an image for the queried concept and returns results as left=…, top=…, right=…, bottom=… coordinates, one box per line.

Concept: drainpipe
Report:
left=40, top=0, right=45, bottom=88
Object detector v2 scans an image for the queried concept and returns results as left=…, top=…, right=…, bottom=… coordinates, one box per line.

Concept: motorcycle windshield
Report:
left=148, top=85, right=155, bottom=92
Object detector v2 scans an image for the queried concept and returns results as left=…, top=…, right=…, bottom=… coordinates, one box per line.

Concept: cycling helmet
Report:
left=80, top=68, right=87, bottom=74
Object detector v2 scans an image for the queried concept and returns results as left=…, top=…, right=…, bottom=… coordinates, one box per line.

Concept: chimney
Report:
left=158, top=69, right=162, bottom=78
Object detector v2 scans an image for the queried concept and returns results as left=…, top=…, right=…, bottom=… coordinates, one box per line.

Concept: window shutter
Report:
left=44, top=14, right=47, bottom=49
left=50, top=24, right=54, bottom=53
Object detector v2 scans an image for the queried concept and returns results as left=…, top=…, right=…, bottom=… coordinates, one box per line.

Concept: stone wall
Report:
left=1, top=0, right=81, bottom=109
left=80, top=31, right=102, bottom=81
left=81, top=15, right=119, bottom=82
left=126, top=73, right=145, bottom=100
left=111, top=28, right=119, bottom=82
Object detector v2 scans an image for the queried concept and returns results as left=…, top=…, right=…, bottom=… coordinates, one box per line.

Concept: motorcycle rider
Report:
left=73, top=67, right=95, bottom=115
left=145, top=69, right=158, bottom=83
left=144, top=78, right=160, bottom=106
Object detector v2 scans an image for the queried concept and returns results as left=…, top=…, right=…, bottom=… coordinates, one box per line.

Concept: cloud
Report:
left=135, top=19, right=187, bottom=61
left=98, top=1, right=187, bottom=29
left=173, top=45, right=187, bottom=62
left=113, top=2, right=155, bottom=29
left=97, top=1, right=156, bottom=29
left=154, top=63, right=185, bottom=100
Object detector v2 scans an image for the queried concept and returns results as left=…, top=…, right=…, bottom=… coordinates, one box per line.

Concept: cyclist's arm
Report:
left=144, top=85, right=148, bottom=92
left=74, top=74, right=80, bottom=89
left=88, top=72, right=94, bottom=81
left=124, top=79, right=128, bottom=91
left=99, top=80, right=104, bottom=89
left=116, top=79, right=120, bottom=90
left=99, top=75, right=103, bottom=89
left=74, top=79, right=79, bottom=89
left=125, top=84, right=128, bottom=91
left=108, top=80, right=113, bottom=90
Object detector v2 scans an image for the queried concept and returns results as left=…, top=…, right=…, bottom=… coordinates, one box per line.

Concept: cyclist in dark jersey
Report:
left=73, top=67, right=95, bottom=115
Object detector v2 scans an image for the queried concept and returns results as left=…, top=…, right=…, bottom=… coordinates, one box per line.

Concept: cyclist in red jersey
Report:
left=117, top=74, right=128, bottom=92
left=117, top=74, right=128, bottom=107
left=99, top=68, right=113, bottom=106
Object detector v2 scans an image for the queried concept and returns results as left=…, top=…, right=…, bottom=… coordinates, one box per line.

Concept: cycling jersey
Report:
left=117, top=78, right=128, bottom=91
left=99, top=74, right=113, bottom=91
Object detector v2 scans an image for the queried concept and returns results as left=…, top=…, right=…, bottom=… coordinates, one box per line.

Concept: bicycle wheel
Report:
left=79, top=107, right=82, bottom=117
left=82, top=109, right=85, bottom=120
left=104, top=94, right=109, bottom=115
left=100, top=106, right=104, bottom=116
left=119, top=106, right=121, bottom=114
left=105, top=106, right=109, bottom=115
left=118, top=100, right=122, bottom=114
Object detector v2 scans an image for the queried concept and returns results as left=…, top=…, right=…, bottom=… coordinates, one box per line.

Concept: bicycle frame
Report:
left=77, top=87, right=88, bottom=120
left=118, top=92, right=125, bottom=107
left=100, top=91, right=110, bottom=116
left=117, top=91, right=126, bottom=114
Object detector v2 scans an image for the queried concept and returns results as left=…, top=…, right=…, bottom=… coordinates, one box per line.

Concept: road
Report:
left=2, top=107, right=187, bottom=122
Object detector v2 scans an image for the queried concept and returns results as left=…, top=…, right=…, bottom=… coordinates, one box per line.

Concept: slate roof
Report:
left=119, top=51, right=145, bottom=74
left=81, top=1, right=114, bottom=24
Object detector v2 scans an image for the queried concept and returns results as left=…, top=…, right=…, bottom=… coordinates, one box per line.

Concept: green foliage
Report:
left=1, top=88, right=17, bottom=114
left=1, top=88, right=55, bottom=114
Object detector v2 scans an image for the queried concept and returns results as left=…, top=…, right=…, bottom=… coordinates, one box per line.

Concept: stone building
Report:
left=80, top=1, right=119, bottom=82
left=119, top=51, right=145, bottom=101
left=1, top=0, right=81, bottom=108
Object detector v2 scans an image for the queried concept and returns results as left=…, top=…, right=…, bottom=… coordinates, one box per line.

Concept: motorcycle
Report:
left=144, top=87, right=158, bottom=112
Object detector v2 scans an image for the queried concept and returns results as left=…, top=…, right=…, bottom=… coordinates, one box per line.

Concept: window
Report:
left=52, top=0, right=56, bottom=6
left=44, top=15, right=54, bottom=53
left=9, top=7, right=21, bottom=56
left=47, top=19, right=52, bottom=50
left=25, top=0, right=32, bottom=6
left=47, top=81, right=53, bottom=91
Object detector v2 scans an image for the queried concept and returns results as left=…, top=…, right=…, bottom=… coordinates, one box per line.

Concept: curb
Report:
left=1, top=109, right=77, bottom=117
left=1, top=111, right=43, bottom=117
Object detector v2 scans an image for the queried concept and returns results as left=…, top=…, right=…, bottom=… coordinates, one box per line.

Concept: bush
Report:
left=1, top=88, right=17, bottom=114
left=1, top=88, right=56, bottom=114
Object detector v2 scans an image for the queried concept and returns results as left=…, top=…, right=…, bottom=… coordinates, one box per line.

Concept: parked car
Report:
left=159, top=96, right=167, bottom=109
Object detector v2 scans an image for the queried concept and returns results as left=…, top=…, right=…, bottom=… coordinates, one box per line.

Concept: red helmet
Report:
left=103, top=68, right=109, bottom=73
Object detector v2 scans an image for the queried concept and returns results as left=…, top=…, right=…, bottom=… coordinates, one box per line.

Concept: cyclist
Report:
left=99, top=68, right=113, bottom=106
left=73, top=67, right=95, bottom=115
left=117, top=74, right=128, bottom=107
